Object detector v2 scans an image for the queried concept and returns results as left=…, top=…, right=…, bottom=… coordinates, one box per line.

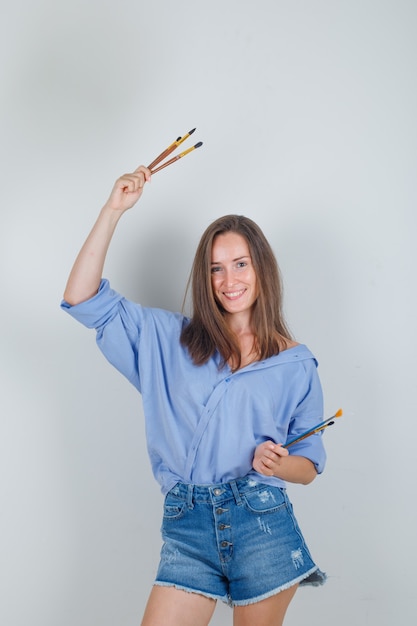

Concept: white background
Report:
left=1, top=1, right=416, bottom=624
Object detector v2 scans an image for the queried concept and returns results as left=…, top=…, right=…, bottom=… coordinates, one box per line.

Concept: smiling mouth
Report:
left=223, top=289, right=246, bottom=299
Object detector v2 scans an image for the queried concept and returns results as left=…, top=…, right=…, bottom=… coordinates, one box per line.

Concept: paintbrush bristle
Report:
left=194, top=141, right=203, bottom=148
left=335, top=408, right=343, bottom=418
left=189, top=128, right=196, bottom=135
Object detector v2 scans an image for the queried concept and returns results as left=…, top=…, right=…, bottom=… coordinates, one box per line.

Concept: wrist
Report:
left=100, top=202, right=126, bottom=221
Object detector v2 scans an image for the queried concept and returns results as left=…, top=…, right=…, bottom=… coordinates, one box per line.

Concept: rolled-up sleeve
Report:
left=285, top=361, right=327, bottom=474
left=61, top=279, right=143, bottom=390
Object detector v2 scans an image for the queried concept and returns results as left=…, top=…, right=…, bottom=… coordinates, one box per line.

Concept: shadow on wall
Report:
left=115, top=211, right=197, bottom=314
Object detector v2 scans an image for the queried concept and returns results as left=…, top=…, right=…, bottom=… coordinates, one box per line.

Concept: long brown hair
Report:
left=180, top=215, right=293, bottom=370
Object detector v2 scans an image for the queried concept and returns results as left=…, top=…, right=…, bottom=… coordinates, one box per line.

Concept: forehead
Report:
left=211, top=232, right=250, bottom=261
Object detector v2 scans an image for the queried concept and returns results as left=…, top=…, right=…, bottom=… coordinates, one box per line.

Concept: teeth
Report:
left=225, top=290, right=244, bottom=298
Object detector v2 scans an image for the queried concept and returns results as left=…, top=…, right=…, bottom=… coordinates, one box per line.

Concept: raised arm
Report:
left=63, top=166, right=151, bottom=306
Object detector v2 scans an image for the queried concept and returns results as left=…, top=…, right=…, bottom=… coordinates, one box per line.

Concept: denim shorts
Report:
left=154, top=477, right=326, bottom=606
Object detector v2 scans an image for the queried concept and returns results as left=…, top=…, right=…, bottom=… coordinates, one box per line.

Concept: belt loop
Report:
left=187, top=484, right=194, bottom=509
left=230, top=480, right=242, bottom=505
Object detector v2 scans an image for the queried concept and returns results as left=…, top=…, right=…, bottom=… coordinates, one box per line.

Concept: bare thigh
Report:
left=233, top=584, right=298, bottom=626
left=141, top=585, right=217, bottom=626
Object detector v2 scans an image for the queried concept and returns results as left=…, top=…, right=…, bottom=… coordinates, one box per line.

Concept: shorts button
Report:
left=213, top=488, right=222, bottom=496
left=221, top=541, right=229, bottom=548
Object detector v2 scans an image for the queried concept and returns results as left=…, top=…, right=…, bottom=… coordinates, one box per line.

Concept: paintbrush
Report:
left=150, top=141, right=203, bottom=174
left=147, top=128, right=197, bottom=171
left=283, top=408, right=343, bottom=449
left=147, top=136, right=181, bottom=170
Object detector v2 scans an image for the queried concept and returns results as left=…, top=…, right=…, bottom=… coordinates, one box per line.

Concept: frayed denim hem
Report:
left=230, top=566, right=327, bottom=607
left=155, top=567, right=327, bottom=609
left=153, top=580, right=229, bottom=605
left=300, top=567, right=327, bottom=588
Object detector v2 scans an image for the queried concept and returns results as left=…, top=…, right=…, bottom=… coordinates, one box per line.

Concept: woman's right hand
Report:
left=104, top=165, right=152, bottom=214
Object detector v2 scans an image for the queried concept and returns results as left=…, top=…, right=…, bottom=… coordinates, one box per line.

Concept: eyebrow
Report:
left=210, top=255, right=250, bottom=265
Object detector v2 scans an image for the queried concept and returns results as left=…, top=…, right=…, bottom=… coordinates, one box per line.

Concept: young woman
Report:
left=62, top=165, right=326, bottom=626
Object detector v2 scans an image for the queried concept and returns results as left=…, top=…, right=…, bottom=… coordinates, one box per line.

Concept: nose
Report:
left=224, top=268, right=237, bottom=287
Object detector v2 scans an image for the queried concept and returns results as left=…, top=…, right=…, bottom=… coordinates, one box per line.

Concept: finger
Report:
left=118, top=172, right=146, bottom=193
left=272, top=444, right=289, bottom=458
left=261, top=456, right=275, bottom=469
left=261, top=441, right=276, bottom=455
left=134, top=165, right=152, bottom=182
left=262, top=449, right=280, bottom=463
left=260, top=463, right=274, bottom=476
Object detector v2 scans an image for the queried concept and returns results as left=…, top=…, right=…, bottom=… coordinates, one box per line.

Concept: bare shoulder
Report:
left=279, top=336, right=299, bottom=351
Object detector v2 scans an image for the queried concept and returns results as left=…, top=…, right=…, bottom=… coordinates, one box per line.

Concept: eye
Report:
left=236, top=261, right=247, bottom=268
left=211, top=266, right=222, bottom=274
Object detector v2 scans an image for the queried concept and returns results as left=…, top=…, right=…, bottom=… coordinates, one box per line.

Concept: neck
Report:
left=224, top=311, right=254, bottom=336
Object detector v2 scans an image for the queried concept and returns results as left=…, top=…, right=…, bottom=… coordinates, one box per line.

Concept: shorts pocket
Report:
left=242, top=485, right=287, bottom=514
left=162, top=493, right=187, bottom=520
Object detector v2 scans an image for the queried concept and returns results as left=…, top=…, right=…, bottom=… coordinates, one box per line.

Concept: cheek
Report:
left=210, top=279, right=218, bottom=301
left=244, top=268, right=256, bottom=284
left=210, top=282, right=222, bottom=306
left=211, top=275, right=221, bottom=292
left=249, top=271, right=259, bottom=296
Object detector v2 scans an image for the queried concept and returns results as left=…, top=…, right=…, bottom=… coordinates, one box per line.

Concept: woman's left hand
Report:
left=252, top=441, right=289, bottom=476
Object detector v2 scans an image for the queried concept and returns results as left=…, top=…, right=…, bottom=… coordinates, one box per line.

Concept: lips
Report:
left=223, top=289, right=246, bottom=300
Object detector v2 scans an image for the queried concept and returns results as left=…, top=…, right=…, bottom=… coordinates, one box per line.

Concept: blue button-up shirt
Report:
left=61, top=279, right=326, bottom=494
